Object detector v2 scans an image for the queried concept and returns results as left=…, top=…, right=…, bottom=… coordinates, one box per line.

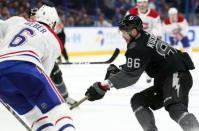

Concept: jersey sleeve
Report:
left=179, top=18, right=189, bottom=36
left=151, top=16, right=163, bottom=39
left=0, top=16, right=25, bottom=40
left=108, top=46, right=152, bottom=89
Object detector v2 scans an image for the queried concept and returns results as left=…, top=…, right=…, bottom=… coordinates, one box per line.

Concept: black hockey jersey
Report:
left=108, top=30, right=194, bottom=89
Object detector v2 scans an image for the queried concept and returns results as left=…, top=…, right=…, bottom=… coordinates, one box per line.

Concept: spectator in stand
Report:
left=94, top=13, right=112, bottom=27
left=114, top=0, right=132, bottom=12
left=112, top=7, right=123, bottom=26
left=1, top=7, right=11, bottom=20
left=163, top=7, right=192, bottom=54
left=65, top=16, right=76, bottom=27
left=195, top=0, right=199, bottom=25
left=78, top=14, right=93, bottom=27
left=0, top=0, right=198, bottom=27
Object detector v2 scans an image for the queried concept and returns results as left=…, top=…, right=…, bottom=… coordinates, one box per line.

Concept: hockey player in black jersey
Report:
left=85, top=14, right=199, bottom=131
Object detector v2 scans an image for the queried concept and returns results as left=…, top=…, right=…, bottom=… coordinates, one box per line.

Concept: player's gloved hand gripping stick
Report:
left=69, top=64, right=120, bottom=110
left=69, top=81, right=110, bottom=110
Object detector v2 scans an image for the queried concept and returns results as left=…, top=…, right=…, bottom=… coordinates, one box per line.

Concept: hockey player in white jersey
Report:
left=29, top=7, right=77, bottom=106
left=163, top=7, right=191, bottom=54
left=0, top=5, right=75, bottom=131
left=126, top=0, right=163, bottom=39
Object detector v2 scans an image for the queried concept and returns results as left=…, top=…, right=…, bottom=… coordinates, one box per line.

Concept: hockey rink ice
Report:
left=0, top=52, right=199, bottom=131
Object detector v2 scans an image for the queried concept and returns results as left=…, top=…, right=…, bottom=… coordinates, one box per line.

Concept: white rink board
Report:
left=0, top=53, right=199, bottom=131
left=64, top=27, right=199, bottom=53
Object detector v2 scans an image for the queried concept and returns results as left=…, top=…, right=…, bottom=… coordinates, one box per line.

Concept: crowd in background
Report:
left=0, top=0, right=199, bottom=26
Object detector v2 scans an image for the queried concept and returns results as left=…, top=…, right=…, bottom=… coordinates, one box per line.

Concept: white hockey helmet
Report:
left=168, top=7, right=178, bottom=15
left=136, top=0, right=148, bottom=2
left=35, top=5, right=59, bottom=29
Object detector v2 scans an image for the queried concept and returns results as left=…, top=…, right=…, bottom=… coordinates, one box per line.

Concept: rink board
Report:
left=64, top=26, right=199, bottom=57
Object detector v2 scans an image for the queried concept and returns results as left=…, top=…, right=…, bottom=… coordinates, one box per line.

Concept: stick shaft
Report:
left=69, top=96, right=88, bottom=110
left=0, top=100, right=31, bottom=131
left=61, top=48, right=120, bottom=65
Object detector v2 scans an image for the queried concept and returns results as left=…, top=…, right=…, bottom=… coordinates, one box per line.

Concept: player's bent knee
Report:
left=130, top=93, right=147, bottom=111
left=166, top=103, right=188, bottom=122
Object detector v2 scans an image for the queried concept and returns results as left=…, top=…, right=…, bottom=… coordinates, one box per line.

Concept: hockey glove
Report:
left=85, top=82, right=110, bottom=101
left=104, top=64, right=120, bottom=80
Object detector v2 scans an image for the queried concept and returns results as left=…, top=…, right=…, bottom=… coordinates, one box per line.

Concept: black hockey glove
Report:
left=104, top=64, right=120, bottom=80
left=85, top=82, right=110, bottom=101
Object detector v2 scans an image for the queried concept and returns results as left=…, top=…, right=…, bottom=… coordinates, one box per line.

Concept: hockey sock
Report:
left=31, top=116, right=55, bottom=131
left=23, top=106, right=43, bottom=126
left=167, top=103, right=199, bottom=131
left=178, top=113, right=199, bottom=131
left=54, top=81, right=69, bottom=99
left=23, top=106, right=55, bottom=131
left=134, top=106, right=158, bottom=131
left=46, top=103, right=75, bottom=131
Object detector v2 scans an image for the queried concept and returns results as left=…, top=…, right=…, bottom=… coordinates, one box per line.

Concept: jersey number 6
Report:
left=9, top=28, right=35, bottom=47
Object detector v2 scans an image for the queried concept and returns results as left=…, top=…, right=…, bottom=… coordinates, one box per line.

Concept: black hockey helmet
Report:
left=119, top=14, right=143, bottom=32
left=28, top=8, right=38, bottom=17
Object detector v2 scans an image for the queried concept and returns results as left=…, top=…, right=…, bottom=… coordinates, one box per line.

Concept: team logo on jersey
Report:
left=96, top=30, right=105, bottom=46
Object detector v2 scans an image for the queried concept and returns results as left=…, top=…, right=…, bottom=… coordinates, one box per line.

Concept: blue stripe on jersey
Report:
left=36, top=123, right=54, bottom=131
left=0, top=54, right=41, bottom=63
left=58, top=124, right=75, bottom=131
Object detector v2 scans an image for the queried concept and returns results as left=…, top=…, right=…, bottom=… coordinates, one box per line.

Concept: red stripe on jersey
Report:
left=128, top=7, right=138, bottom=15
left=164, top=15, right=185, bottom=25
left=55, top=116, right=73, bottom=125
left=42, top=71, right=65, bottom=103
left=35, top=116, right=48, bottom=123
left=128, top=7, right=159, bottom=18
left=31, top=116, right=48, bottom=128
left=147, top=9, right=159, bottom=18
left=45, top=25, right=64, bottom=52
left=0, top=50, right=39, bottom=57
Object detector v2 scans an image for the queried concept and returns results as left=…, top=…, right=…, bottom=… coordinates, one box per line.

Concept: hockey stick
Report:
left=0, top=100, right=31, bottom=131
left=69, top=49, right=120, bottom=109
left=69, top=96, right=89, bottom=110
left=61, top=48, right=120, bottom=65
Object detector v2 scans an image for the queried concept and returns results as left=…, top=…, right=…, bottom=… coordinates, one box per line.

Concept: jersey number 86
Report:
left=127, top=58, right=140, bottom=68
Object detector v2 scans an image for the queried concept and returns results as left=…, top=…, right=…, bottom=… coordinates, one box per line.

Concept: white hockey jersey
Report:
left=127, top=7, right=163, bottom=38
left=0, top=16, right=63, bottom=75
left=163, top=15, right=189, bottom=38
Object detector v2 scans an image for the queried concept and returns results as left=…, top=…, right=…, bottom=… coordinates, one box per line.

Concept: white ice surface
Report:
left=0, top=53, right=199, bottom=131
